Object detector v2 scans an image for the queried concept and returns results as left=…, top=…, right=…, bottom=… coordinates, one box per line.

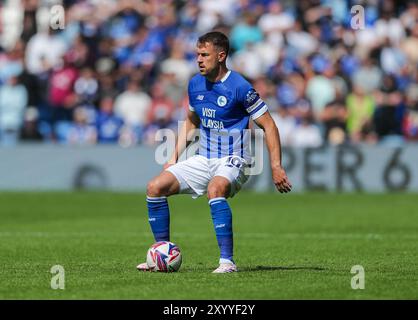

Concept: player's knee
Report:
left=147, top=179, right=164, bottom=197
left=207, top=184, right=228, bottom=200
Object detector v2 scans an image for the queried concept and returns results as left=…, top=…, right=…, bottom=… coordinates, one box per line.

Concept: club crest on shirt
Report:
left=217, top=96, right=227, bottom=107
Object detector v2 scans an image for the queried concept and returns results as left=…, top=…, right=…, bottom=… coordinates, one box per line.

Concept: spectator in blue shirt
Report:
left=96, top=96, right=124, bottom=144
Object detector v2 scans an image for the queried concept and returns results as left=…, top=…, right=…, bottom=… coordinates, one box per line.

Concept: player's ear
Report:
left=218, top=51, right=227, bottom=63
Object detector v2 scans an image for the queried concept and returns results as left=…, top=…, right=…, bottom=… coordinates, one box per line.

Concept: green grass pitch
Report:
left=0, top=192, right=417, bottom=299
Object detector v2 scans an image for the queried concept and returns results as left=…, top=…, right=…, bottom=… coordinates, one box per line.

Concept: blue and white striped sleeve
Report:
left=242, top=88, right=268, bottom=120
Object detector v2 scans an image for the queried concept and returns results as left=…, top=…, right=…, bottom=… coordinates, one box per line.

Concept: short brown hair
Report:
left=197, top=31, right=230, bottom=57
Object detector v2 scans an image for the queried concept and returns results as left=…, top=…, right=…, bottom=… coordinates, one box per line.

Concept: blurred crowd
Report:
left=0, top=0, right=417, bottom=147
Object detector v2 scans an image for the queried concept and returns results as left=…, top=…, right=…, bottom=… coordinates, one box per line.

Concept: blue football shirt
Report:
left=188, top=70, right=268, bottom=160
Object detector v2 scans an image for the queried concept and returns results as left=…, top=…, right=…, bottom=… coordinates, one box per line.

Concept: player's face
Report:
left=196, top=42, right=223, bottom=76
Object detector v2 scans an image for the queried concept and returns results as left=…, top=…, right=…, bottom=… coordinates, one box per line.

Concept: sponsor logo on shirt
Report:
left=245, top=89, right=259, bottom=107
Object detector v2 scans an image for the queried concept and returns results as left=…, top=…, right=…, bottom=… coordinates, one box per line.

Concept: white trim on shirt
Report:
left=220, top=70, right=231, bottom=82
left=251, top=105, right=268, bottom=120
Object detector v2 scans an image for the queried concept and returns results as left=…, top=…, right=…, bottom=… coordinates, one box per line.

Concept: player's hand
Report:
left=272, top=166, right=292, bottom=193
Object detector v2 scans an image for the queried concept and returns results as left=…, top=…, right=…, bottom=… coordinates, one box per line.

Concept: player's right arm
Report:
left=164, top=109, right=200, bottom=169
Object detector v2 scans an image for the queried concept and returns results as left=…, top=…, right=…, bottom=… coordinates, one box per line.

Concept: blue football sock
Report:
left=209, top=197, right=234, bottom=264
left=146, top=196, right=170, bottom=242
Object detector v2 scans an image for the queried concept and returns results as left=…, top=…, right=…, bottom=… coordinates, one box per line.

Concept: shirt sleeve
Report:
left=188, top=81, right=195, bottom=112
left=240, top=85, right=268, bottom=120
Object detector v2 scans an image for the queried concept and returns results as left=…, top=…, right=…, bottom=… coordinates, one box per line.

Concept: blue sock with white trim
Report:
left=209, top=197, right=234, bottom=264
left=146, top=196, right=170, bottom=242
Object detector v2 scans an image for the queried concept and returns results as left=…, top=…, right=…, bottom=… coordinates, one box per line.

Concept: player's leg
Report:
left=146, top=155, right=211, bottom=244
left=137, top=171, right=180, bottom=271
left=146, top=171, right=180, bottom=242
left=207, top=176, right=237, bottom=273
left=208, top=156, right=249, bottom=273
left=138, top=156, right=210, bottom=271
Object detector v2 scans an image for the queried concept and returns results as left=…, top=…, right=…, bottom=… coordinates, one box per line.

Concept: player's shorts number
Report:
left=225, top=156, right=245, bottom=169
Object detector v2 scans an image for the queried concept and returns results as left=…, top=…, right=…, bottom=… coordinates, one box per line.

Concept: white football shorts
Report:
left=166, top=155, right=249, bottom=199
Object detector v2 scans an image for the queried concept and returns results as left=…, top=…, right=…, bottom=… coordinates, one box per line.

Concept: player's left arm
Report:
left=254, top=111, right=292, bottom=193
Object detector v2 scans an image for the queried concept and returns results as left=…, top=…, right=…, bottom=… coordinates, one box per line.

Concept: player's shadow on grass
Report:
left=183, top=265, right=327, bottom=273
left=240, top=266, right=327, bottom=272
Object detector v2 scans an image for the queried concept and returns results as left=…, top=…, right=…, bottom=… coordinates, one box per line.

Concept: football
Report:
left=146, top=241, right=182, bottom=272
